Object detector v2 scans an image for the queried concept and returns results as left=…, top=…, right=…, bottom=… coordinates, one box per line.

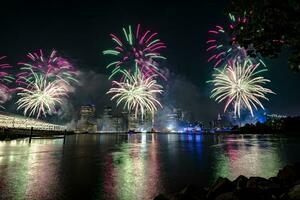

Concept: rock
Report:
left=171, top=185, right=206, bottom=200
left=247, top=177, right=271, bottom=189
left=269, top=176, right=279, bottom=183
left=234, top=188, right=267, bottom=200
left=279, top=192, right=289, bottom=200
left=233, top=175, right=248, bottom=190
left=277, top=165, right=299, bottom=186
left=294, top=180, right=300, bottom=186
left=265, top=182, right=284, bottom=197
left=246, top=177, right=285, bottom=198
left=288, top=184, right=300, bottom=200
left=154, top=194, right=169, bottom=200
left=154, top=164, right=300, bottom=200
left=207, top=177, right=233, bottom=199
left=294, top=162, right=300, bottom=170
left=215, top=192, right=238, bottom=200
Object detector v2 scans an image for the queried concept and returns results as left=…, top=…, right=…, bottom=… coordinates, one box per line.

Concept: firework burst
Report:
left=0, top=56, right=14, bottom=108
left=207, top=13, right=266, bottom=68
left=16, top=72, right=68, bottom=119
left=103, top=24, right=167, bottom=80
left=106, top=70, right=163, bottom=118
left=17, top=49, right=78, bottom=90
left=208, top=59, right=274, bottom=117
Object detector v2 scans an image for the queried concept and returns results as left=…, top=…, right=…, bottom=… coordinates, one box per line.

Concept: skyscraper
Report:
left=77, top=105, right=97, bottom=133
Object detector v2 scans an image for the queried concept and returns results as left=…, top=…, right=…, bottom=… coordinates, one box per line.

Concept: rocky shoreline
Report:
left=154, top=163, right=300, bottom=200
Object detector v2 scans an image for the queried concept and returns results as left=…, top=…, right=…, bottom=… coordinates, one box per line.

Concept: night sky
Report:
left=0, top=0, right=300, bottom=123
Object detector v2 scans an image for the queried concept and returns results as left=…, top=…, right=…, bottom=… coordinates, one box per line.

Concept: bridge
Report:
left=0, top=112, right=66, bottom=131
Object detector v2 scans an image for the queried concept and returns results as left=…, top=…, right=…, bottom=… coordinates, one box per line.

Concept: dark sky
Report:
left=0, top=0, right=299, bottom=122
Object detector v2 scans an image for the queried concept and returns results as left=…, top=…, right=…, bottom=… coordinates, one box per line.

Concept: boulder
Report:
left=215, top=192, right=238, bottom=200
left=288, top=184, right=300, bottom=200
left=277, top=165, right=299, bottom=186
left=234, top=188, right=267, bottom=200
left=246, top=177, right=271, bottom=189
left=207, top=177, right=233, bottom=199
left=154, top=194, right=169, bottom=200
left=294, top=180, right=300, bottom=186
left=246, top=176, right=285, bottom=198
left=171, top=185, right=206, bottom=200
left=233, top=175, right=248, bottom=190
left=269, top=176, right=279, bottom=184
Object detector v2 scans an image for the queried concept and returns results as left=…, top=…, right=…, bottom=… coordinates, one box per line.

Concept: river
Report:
left=0, top=133, right=299, bottom=200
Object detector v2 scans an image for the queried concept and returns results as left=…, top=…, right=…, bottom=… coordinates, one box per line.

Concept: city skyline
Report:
left=0, top=1, right=299, bottom=124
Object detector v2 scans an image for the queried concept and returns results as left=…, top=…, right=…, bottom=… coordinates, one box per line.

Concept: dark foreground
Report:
left=154, top=164, right=300, bottom=200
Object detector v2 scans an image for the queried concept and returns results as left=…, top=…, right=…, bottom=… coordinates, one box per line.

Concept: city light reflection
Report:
left=0, top=139, right=63, bottom=199
left=212, top=135, right=284, bottom=180
left=0, top=134, right=298, bottom=199
left=102, top=134, right=162, bottom=200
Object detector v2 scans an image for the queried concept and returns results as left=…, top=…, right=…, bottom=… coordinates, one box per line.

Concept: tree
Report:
left=227, top=0, right=300, bottom=71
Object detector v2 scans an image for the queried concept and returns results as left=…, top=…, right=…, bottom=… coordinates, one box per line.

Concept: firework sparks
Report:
left=103, top=24, right=167, bottom=80
left=106, top=70, right=163, bottom=118
left=207, top=13, right=266, bottom=68
left=208, top=59, right=274, bottom=117
left=0, top=56, right=14, bottom=108
left=16, top=72, right=68, bottom=119
left=17, top=49, right=78, bottom=90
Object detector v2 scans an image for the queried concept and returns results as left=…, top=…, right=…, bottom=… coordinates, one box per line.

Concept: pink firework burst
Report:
left=103, top=24, right=167, bottom=80
left=17, top=49, right=78, bottom=86
left=0, top=56, right=14, bottom=107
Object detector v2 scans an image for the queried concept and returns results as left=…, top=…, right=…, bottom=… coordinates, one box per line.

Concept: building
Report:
left=99, top=106, right=114, bottom=132
left=121, top=111, right=129, bottom=131
left=211, top=113, right=232, bottom=130
left=165, top=108, right=184, bottom=132
left=127, top=111, right=154, bottom=132
left=99, top=107, right=128, bottom=132
left=77, top=105, right=97, bottom=133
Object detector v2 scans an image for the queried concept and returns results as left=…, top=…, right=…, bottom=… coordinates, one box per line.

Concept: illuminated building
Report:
left=99, top=107, right=128, bottom=132
left=99, top=107, right=155, bottom=132
left=77, top=105, right=97, bottom=133
left=103, top=106, right=112, bottom=117
left=267, top=114, right=287, bottom=120
left=165, top=108, right=184, bottom=132
left=137, top=112, right=153, bottom=132
left=112, top=112, right=129, bottom=132
left=121, top=111, right=129, bottom=131
left=212, top=113, right=232, bottom=130
left=128, top=113, right=138, bottom=131
left=127, top=111, right=154, bottom=132
left=99, top=106, right=114, bottom=132
left=0, top=112, right=66, bottom=130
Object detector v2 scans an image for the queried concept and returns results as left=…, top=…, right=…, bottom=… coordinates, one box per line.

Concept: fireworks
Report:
left=14, top=50, right=79, bottom=118
left=0, top=56, right=14, bottom=108
left=209, top=59, right=274, bottom=117
left=16, top=72, right=68, bottom=119
left=104, top=25, right=165, bottom=119
left=103, top=24, right=166, bottom=80
left=17, top=49, right=78, bottom=88
left=106, top=70, right=163, bottom=118
left=207, top=13, right=266, bottom=68
left=207, top=13, right=274, bottom=118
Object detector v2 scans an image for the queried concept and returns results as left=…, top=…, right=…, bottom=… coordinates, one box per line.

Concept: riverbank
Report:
left=154, top=163, right=300, bottom=200
left=0, top=127, right=74, bottom=141
left=2, top=130, right=299, bottom=141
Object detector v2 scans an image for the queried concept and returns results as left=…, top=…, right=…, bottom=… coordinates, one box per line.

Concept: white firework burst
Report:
left=17, top=73, right=68, bottom=119
left=107, top=70, right=163, bottom=118
left=209, top=59, right=274, bottom=117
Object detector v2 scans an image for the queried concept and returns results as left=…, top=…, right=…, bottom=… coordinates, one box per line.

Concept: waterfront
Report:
left=0, top=133, right=300, bottom=200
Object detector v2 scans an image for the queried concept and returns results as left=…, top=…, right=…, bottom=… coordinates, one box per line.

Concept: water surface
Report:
left=0, top=133, right=299, bottom=200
